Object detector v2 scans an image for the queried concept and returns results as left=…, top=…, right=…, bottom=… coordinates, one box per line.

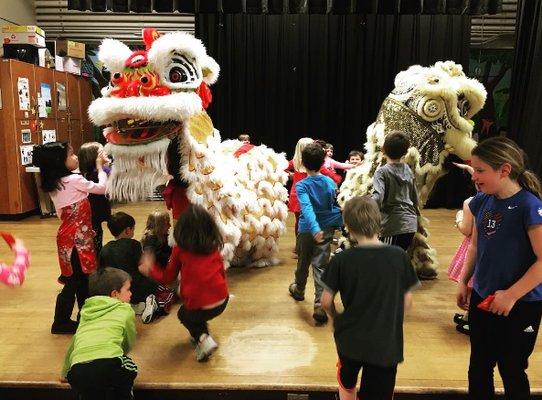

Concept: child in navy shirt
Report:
left=457, top=137, right=542, bottom=399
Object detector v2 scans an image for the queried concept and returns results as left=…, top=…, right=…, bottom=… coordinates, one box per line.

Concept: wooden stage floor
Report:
left=0, top=202, right=541, bottom=395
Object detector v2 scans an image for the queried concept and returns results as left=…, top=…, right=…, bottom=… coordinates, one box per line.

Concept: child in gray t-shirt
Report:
left=372, top=131, right=419, bottom=250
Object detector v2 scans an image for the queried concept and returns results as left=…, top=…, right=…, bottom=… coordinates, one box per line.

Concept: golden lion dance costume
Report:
left=338, top=61, right=487, bottom=278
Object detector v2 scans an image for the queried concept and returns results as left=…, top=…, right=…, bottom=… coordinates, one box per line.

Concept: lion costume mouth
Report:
left=104, top=119, right=183, bottom=145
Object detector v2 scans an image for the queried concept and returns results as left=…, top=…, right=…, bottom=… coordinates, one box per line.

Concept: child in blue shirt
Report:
left=457, top=137, right=542, bottom=399
left=288, top=143, right=342, bottom=324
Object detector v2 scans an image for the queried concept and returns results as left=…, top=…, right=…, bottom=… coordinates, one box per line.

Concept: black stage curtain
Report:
left=197, top=13, right=470, bottom=162
left=508, top=0, right=542, bottom=178
left=68, top=0, right=502, bottom=14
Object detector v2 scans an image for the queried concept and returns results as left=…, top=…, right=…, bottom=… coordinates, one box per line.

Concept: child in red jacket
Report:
left=140, top=204, right=228, bottom=362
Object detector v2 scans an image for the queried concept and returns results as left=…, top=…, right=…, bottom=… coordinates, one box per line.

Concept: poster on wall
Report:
left=17, top=77, right=30, bottom=111
left=21, top=129, right=32, bottom=144
left=40, top=83, right=52, bottom=116
left=56, top=82, right=67, bottom=111
left=20, top=145, right=34, bottom=166
left=37, top=94, right=47, bottom=118
left=42, top=130, right=56, bottom=144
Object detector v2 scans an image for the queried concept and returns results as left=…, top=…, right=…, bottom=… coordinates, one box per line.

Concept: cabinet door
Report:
left=79, top=78, right=94, bottom=143
left=56, top=117, right=70, bottom=144
left=67, top=73, right=81, bottom=120
left=14, top=119, right=38, bottom=212
left=9, top=60, right=36, bottom=120
left=69, top=119, right=82, bottom=153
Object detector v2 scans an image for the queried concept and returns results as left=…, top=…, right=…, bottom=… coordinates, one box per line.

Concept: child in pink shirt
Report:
left=33, top=141, right=108, bottom=334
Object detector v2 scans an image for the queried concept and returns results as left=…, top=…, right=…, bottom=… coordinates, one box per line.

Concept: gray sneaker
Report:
left=312, top=304, right=328, bottom=324
left=141, top=294, right=158, bottom=324
left=195, top=334, right=218, bottom=362
left=288, top=283, right=305, bottom=301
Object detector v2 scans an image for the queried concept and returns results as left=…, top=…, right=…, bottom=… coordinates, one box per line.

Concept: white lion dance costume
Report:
left=338, top=61, right=487, bottom=278
left=89, top=29, right=289, bottom=268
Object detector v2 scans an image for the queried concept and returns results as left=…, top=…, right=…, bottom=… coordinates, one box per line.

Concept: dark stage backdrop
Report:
left=197, top=13, right=470, bottom=160
left=508, top=0, right=542, bottom=178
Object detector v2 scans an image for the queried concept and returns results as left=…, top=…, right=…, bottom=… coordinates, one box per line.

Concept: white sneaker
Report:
left=131, top=302, right=146, bottom=315
left=195, top=334, right=218, bottom=362
left=141, top=294, right=158, bottom=324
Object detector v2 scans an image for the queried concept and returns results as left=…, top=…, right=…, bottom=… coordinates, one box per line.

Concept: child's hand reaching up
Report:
left=313, top=231, right=324, bottom=243
left=96, top=150, right=110, bottom=169
left=453, top=162, right=474, bottom=176
left=139, top=252, right=155, bottom=276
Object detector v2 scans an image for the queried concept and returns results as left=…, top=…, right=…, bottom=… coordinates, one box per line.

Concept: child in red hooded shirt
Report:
left=140, top=204, right=228, bottom=362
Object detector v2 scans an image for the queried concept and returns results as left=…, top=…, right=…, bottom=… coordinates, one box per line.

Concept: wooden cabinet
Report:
left=0, top=59, right=94, bottom=216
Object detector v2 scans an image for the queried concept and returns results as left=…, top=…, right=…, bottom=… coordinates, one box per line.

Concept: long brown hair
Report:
left=78, top=142, right=102, bottom=176
left=142, top=210, right=170, bottom=245
left=174, top=204, right=224, bottom=254
left=472, top=137, right=542, bottom=198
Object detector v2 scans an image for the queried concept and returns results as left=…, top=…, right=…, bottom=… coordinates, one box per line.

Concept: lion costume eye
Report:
left=163, top=52, right=201, bottom=89
left=169, top=66, right=187, bottom=83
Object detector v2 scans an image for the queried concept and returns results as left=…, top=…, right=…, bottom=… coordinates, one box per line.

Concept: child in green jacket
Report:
left=61, top=267, right=137, bottom=399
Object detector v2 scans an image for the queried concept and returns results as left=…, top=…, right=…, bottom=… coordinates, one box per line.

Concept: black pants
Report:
left=337, top=353, right=397, bottom=400
left=54, top=249, right=89, bottom=324
left=93, top=223, right=103, bottom=261
left=380, top=232, right=415, bottom=251
left=67, top=356, right=137, bottom=400
left=468, top=291, right=542, bottom=400
left=177, top=297, right=228, bottom=340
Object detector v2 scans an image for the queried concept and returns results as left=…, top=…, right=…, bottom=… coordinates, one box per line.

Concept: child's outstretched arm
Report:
left=457, top=222, right=477, bottom=310
left=296, top=183, right=323, bottom=242
left=456, top=197, right=474, bottom=236
left=123, top=312, right=137, bottom=353
left=73, top=170, right=108, bottom=195
left=321, top=289, right=337, bottom=320
left=330, top=159, right=354, bottom=171
left=60, top=337, right=75, bottom=380
left=490, top=224, right=542, bottom=316
left=371, top=168, right=385, bottom=207
left=140, top=247, right=180, bottom=284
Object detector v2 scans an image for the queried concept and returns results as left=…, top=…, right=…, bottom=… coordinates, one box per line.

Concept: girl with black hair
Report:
left=33, top=142, right=109, bottom=334
left=139, top=204, right=229, bottom=362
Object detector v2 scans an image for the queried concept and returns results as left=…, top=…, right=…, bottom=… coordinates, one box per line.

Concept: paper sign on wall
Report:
left=42, top=130, right=56, bottom=144
left=40, top=83, right=52, bottom=116
left=17, top=77, right=30, bottom=111
left=21, top=129, right=31, bottom=144
left=20, top=145, right=34, bottom=166
left=37, top=95, right=47, bottom=118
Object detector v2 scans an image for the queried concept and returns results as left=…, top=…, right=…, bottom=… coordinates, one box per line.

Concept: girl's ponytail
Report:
left=519, top=170, right=542, bottom=199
